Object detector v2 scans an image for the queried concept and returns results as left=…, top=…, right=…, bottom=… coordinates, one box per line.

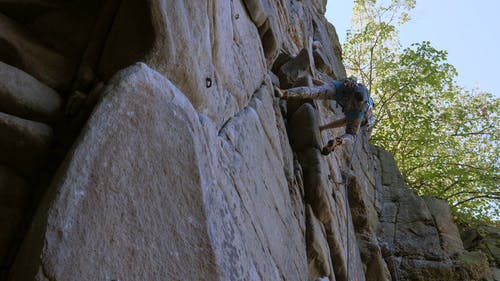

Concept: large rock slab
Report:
left=10, top=63, right=309, bottom=281
left=0, top=62, right=62, bottom=123
left=8, top=63, right=221, bottom=281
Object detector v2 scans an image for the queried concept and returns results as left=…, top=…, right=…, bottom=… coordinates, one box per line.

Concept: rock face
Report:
left=461, top=224, right=500, bottom=280
left=1, top=0, right=497, bottom=281
left=10, top=63, right=307, bottom=281
left=371, top=147, right=490, bottom=281
left=11, top=64, right=224, bottom=281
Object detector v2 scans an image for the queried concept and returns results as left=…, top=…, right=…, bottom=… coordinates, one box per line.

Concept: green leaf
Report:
left=344, top=0, right=500, bottom=224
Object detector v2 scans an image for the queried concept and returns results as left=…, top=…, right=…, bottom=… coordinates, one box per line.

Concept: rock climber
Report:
left=275, top=77, right=375, bottom=155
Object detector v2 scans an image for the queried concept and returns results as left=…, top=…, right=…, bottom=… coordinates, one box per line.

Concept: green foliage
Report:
left=344, top=0, right=500, bottom=224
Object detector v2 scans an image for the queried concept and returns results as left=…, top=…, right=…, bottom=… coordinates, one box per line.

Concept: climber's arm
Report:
left=319, top=118, right=346, bottom=132
left=276, top=82, right=337, bottom=100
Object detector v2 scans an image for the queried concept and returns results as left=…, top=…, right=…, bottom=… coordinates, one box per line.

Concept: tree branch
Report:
left=453, top=195, right=500, bottom=207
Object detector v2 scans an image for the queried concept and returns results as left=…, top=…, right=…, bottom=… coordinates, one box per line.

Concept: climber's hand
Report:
left=335, top=137, right=343, bottom=146
left=274, top=86, right=288, bottom=99
left=274, top=85, right=283, bottom=98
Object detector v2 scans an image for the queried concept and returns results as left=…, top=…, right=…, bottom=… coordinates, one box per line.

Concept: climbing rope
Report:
left=342, top=135, right=400, bottom=281
left=324, top=130, right=400, bottom=281
left=320, top=130, right=359, bottom=281
left=343, top=135, right=359, bottom=281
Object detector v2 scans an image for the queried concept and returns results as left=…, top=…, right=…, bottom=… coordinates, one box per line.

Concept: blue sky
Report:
left=325, top=0, right=500, bottom=97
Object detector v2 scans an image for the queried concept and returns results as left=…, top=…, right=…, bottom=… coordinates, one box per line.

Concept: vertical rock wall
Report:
left=1, top=1, right=495, bottom=281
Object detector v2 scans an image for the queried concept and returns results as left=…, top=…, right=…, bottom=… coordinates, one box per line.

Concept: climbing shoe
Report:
left=321, top=139, right=336, bottom=155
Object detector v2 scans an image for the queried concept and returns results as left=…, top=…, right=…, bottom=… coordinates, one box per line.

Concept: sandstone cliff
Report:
left=0, top=1, right=496, bottom=280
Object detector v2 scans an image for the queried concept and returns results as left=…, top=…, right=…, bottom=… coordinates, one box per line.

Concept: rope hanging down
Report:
left=323, top=129, right=399, bottom=281
left=319, top=130, right=358, bottom=281
left=340, top=136, right=400, bottom=281
left=343, top=135, right=358, bottom=281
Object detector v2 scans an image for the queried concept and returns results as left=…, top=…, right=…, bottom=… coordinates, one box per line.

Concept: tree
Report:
left=344, top=0, right=500, bottom=223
